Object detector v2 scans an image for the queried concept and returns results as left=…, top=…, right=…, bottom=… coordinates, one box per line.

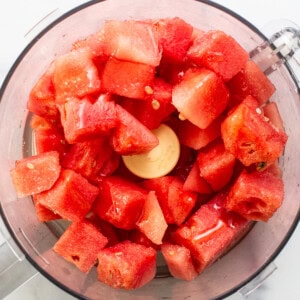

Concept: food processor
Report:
left=0, top=0, right=299, bottom=299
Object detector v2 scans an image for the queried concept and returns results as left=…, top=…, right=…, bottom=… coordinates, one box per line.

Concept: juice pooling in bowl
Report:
left=0, top=0, right=299, bottom=299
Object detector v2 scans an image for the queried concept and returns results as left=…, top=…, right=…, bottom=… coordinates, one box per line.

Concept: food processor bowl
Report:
left=0, top=0, right=299, bottom=299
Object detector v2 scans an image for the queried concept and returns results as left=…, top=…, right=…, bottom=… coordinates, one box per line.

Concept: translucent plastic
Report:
left=0, top=0, right=299, bottom=299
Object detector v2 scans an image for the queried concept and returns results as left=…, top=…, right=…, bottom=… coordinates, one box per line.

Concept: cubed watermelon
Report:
left=53, top=219, right=108, bottom=273
left=161, top=242, right=198, bottom=281
left=187, top=30, right=249, bottom=81
left=61, top=137, right=115, bottom=183
left=136, top=191, right=168, bottom=245
left=221, top=95, right=288, bottom=167
left=119, top=77, right=175, bottom=129
left=111, top=104, right=159, bottom=155
left=225, top=169, right=284, bottom=221
left=10, top=151, right=61, bottom=197
left=177, top=115, right=222, bottom=150
left=197, top=139, right=236, bottom=191
left=53, top=48, right=101, bottom=102
left=97, top=240, right=157, bottom=289
left=174, top=192, right=250, bottom=273
left=30, top=115, right=69, bottom=158
left=227, top=60, right=275, bottom=107
left=93, top=176, right=147, bottom=230
left=37, top=169, right=99, bottom=222
left=172, top=68, right=229, bottom=129
left=102, top=19, right=161, bottom=66
left=101, top=57, right=155, bottom=99
left=154, top=17, right=193, bottom=63
left=60, top=94, right=118, bottom=144
left=32, top=195, right=61, bottom=222
left=142, top=176, right=197, bottom=225
left=27, top=63, right=59, bottom=120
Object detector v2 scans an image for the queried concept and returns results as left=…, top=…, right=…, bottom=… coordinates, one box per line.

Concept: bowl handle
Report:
left=250, top=20, right=300, bottom=91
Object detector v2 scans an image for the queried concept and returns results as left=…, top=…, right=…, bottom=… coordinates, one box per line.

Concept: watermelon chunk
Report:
left=174, top=192, right=250, bottom=273
left=227, top=60, right=275, bottom=107
left=225, top=169, right=284, bottom=221
left=221, top=95, right=288, bottom=167
left=53, top=219, right=108, bottom=273
left=30, top=115, right=69, bottom=158
left=37, top=169, right=99, bottom=222
left=111, top=104, right=159, bottom=155
left=32, top=195, right=61, bottom=222
left=102, top=19, right=161, bottom=66
left=61, top=137, right=115, bottom=183
left=93, top=176, right=147, bottom=230
left=183, top=161, right=212, bottom=194
left=101, top=57, right=155, bottom=99
left=97, top=240, right=157, bottom=289
left=172, top=68, right=230, bottom=129
left=119, top=77, right=175, bottom=129
left=161, top=242, right=198, bottom=281
left=60, top=94, right=118, bottom=144
left=177, top=115, right=222, bottom=150
left=53, top=48, right=101, bottom=102
left=154, top=17, right=193, bottom=63
left=10, top=151, right=61, bottom=197
left=142, top=176, right=197, bottom=225
left=187, top=30, right=249, bottom=81
left=136, top=191, right=168, bottom=245
left=197, top=139, right=236, bottom=191
left=27, top=63, right=59, bottom=120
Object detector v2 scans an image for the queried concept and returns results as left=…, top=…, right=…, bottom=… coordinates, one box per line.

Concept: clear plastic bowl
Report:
left=0, top=0, right=299, bottom=299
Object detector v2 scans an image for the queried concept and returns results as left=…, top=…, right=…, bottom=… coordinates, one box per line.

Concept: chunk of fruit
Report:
left=136, top=191, right=168, bottom=245
left=10, top=151, right=61, bottom=197
left=97, top=241, right=157, bottom=289
left=187, top=30, right=249, bottom=81
left=225, top=169, right=284, bottom=221
left=53, top=220, right=108, bottom=273
left=93, top=176, right=147, bottom=230
left=172, top=68, right=229, bottom=129
left=37, top=169, right=99, bottom=222
left=221, top=95, right=287, bottom=167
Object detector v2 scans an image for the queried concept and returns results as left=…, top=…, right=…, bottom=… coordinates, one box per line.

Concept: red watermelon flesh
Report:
left=197, top=139, right=236, bottom=192
left=225, top=169, right=284, bottom=222
left=32, top=195, right=61, bottom=222
left=177, top=115, right=222, bottom=150
left=111, top=104, right=159, bottom=155
left=154, top=17, right=193, bottom=63
left=53, top=48, right=101, bottom=103
left=30, top=115, right=69, bottom=159
left=102, top=19, right=161, bottom=67
left=172, top=68, right=230, bottom=129
left=27, top=63, right=59, bottom=120
left=61, top=137, right=114, bottom=183
left=174, top=192, right=251, bottom=273
left=119, top=77, right=175, bottom=129
left=10, top=151, right=61, bottom=197
left=101, top=57, right=155, bottom=99
left=53, top=219, right=108, bottom=273
left=161, top=242, right=198, bottom=281
left=93, top=176, right=147, bottom=230
left=183, top=161, right=213, bottom=194
left=227, top=60, right=275, bottom=107
left=60, top=94, right=118, bottom=144
left=187, top=30, right=249, bottom=81
left=136, top=191, right=168, bottom=245
left=97, top=240, right=157, bottom=290
left=221, top=95, right=288, bottom=167
left=37, top=169, right=99, bottom=222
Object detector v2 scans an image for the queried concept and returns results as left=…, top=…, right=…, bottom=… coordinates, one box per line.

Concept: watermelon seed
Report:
left=178, top=113, right=186, bottom=121
left=145, top=85, right=154, bottom=95
left=152, top=99, right=160, bottom=110
left=26, top=163, right=34, bottom=170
